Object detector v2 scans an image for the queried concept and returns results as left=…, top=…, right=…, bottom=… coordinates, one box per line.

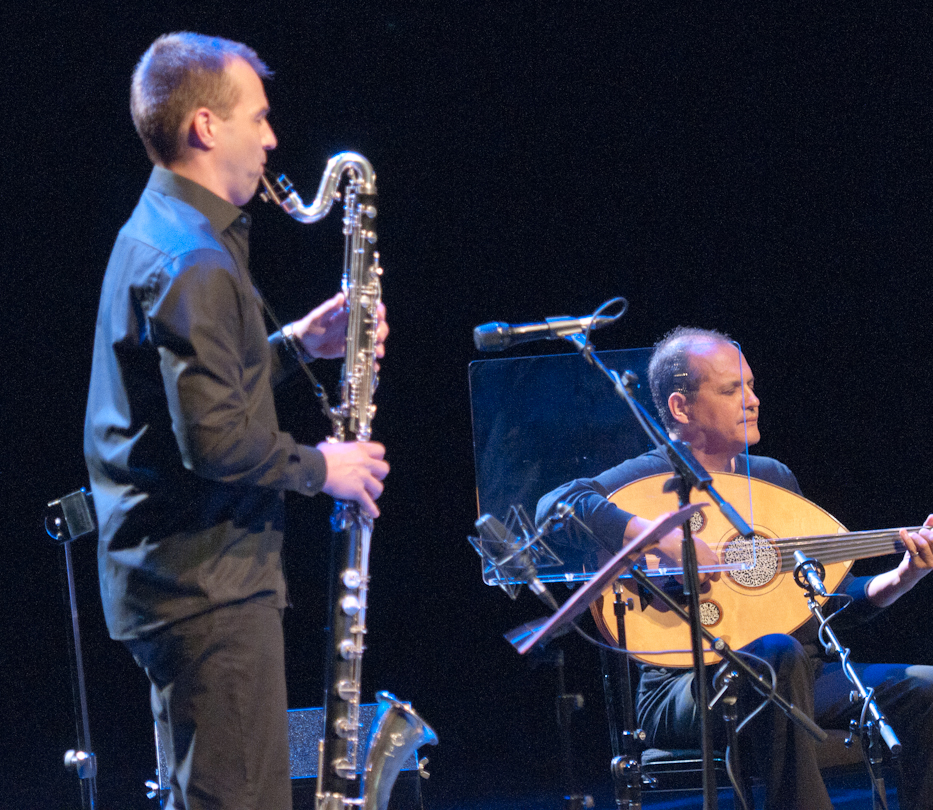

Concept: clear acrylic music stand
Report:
left=468, top=341, right=761, bottom=810
left=468, top=344, right=757, bottom=590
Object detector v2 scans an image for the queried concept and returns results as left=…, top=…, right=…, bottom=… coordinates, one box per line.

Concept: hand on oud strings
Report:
left=900, top=514, right=933, bottom=573
left=629, top=515, right=721, bottom=586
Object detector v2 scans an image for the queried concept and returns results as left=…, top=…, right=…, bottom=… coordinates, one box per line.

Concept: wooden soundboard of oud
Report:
left=591, top=472, right=854, bottom=667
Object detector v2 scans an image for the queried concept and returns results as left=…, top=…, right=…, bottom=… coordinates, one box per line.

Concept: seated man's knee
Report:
left=902, top=665, right=933, bottom=715
left=744, top=634, right=809, bottom=677
left=904, top=664, right=933, bottom=691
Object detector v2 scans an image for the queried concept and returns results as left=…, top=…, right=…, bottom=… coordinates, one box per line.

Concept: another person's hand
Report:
left=628, top=515, right=721, bottom=584
left=317, top=441, right=389, bottom=518
left=900, top=515, right=933, bottom=573
left=288, top=293, right=388, bottom=363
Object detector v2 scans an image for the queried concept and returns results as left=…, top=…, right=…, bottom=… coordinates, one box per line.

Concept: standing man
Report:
left=537, top=326, right=933, bottom=809
left=84, top=32, right=389, bottom=810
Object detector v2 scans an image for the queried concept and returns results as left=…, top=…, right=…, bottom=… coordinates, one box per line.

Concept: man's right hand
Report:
left=626, top=515, right=721, bottom=583
left=317, top=441, right=389, bottom=518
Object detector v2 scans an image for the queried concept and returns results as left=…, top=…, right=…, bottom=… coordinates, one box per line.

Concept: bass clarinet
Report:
left=260, top=153, right=436, bottom=810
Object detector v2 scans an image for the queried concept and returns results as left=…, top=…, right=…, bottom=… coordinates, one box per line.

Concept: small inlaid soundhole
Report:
left=699, top=600, right=722, bottom=627
left=689, top=510, right=707, bottom=534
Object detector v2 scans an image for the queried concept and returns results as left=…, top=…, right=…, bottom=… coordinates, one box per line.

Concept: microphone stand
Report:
left=469, top=510, right=591, bottom=809
left=792, top=555, right=900, bottom=810
left=45, top=489, right=99, bottom=810
left=508, top=504, right=828, bottom=810
left=507, top=507, right=707, bottom=810
left=606, top=583, right=646, bottom=810
left=527, top=644, right=592, bottom=810
left=562, top=334, right=786, bottom=810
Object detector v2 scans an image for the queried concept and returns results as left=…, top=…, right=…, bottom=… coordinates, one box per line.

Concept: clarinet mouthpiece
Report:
left=259, top=172, right=293, bottom=206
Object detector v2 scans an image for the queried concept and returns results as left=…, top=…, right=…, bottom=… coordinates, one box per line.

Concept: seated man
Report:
left=536, top=326, right=933, bottom=810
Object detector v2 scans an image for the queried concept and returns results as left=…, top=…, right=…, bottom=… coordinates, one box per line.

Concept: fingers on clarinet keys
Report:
left=318, top=441, right=389, bottom=518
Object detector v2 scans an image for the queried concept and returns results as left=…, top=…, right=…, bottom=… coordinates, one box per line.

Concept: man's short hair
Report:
left=648, top=326, right=734, bottom=433
left=131, top=32, right=271, bottom=166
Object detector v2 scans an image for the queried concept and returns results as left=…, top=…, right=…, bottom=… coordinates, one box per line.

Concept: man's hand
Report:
left=317, top=441, right=389, bottom=518
left=900, top=515, right=933, bottom=572
left=288, top=292, right=388, bottom=363
left=866, top=515, right=933, bottom=607
left=627, top=515, right=721, bottom=584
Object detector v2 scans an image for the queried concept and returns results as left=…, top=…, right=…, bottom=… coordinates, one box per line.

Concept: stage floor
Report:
left=421, top=769, right=899, bottom=810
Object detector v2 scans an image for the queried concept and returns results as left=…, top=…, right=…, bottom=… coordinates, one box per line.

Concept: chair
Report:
left=637, top=731, right=864, bottom=798
left=599, top=650, right=869, bottom=809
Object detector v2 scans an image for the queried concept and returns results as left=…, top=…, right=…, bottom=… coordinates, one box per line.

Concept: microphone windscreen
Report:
left=473, top=322, right=509, bottom=351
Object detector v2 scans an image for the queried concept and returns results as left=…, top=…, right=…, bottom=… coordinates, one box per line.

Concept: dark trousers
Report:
left=126, top=600, right=292, bottom=810
left=637, top=634, right=933, bottom=810
left=814, top=659, right=933, bottom=810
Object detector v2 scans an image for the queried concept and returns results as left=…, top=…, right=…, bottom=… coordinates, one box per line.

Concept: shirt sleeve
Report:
left=828, top=574, right=883, bottom=623
left=268, top=329, right=314, bottom=388
left=535, top=454, right=672, bottom=553
left=147, top=252, right=327, bottom=495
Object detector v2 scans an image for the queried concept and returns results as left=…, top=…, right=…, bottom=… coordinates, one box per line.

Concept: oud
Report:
left=591, top=472, right=913, bottom=667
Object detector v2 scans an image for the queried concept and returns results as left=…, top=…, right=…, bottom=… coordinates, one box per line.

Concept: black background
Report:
left=3, top=2, right=933, bottom=808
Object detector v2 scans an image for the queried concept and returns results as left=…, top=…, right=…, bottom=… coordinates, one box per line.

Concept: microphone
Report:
left=793, top=550, right=828, bottom=597
left=473, top=314, right=615, bottom=352
left=538, top=501, right=601, bottom=545
left=474, top=514, right=560, bottom=610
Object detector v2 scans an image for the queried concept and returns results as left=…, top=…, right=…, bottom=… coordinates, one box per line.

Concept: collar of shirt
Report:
left=147, top=166, right=249, bottom=234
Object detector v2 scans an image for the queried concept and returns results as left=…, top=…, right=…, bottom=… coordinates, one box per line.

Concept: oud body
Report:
left=592, top=472, right=908, bottom=666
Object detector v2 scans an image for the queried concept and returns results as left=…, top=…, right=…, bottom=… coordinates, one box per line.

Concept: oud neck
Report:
left=775, top=527, right=912, bottom=572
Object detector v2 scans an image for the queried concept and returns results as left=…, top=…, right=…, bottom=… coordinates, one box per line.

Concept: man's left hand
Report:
left=900, top=515, right=933, bottom=572
left=288, top=292, right=388, bottom=362
left=867, top=515, right=933, bottom=607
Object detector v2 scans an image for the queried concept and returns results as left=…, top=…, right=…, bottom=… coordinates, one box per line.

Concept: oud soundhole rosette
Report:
left=724, top=533, right=779, bottom=587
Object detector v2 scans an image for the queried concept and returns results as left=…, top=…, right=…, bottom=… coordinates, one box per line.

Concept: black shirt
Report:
left=85, top=167, right=326, bottom=640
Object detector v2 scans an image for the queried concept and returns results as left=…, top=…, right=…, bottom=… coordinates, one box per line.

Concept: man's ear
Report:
left=186, top=107, right=216, bottom=151
left=668, top=392, right=690, bottom=426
